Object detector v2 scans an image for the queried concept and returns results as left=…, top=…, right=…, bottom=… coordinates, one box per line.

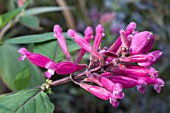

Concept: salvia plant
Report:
left=16, top=22, right=164, bottom=108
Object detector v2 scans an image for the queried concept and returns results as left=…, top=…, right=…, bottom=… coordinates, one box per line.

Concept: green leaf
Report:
left=14, top=67, right=31, bottom=90
left=0, top=89, right=55, bottom=113
left=0, top=2, right=29, bottom=28
left=25, top=6, right=73, bottom=15
left=4, top=32, right=84, bottom=45
left=4, top=32, right=55, bottom=44
left=19, top=15, right=42, bottom=30
left=0, top=45, right=45, bottom=91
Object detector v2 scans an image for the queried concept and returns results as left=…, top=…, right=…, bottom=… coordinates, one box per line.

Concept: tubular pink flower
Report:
left=76, top=27, right=93, bottom=63
left=18, top=48, right=57, bottom=78
left=67, top=29, right=102, bottom=60
left=119, top=54, right=153, bottom=63
left=54, top=25, right=72, bottom=61
left=79, top=83, right=111, bottom=100
left=138, top=50, right=163, bottom=66
left=110, top=76, right=146, bottom=88
left=93, top=24, right=105, bottom=49
left=112, top=66, right=158, bottom=79
left=109, top=22, right=136, bottom=52
left=130, top=31, right=154, bottom=55
left=100, top=77, right=124, bottom=99
left=119, top=30, right=129, bottom=48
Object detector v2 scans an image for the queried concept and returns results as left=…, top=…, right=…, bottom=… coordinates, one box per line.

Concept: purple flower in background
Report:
left=18, top=22, right=164, bottom=107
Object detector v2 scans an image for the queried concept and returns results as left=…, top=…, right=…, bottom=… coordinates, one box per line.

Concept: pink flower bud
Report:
left=119, top=30, right=129, bottom=48
left=67, top=29, right=102, bottom=60
left=76, top=27, right=93, bottom=63
left=93, top=24, right=105, bottom=49
left=130, top=31, right=154, bottom=55
left=79, top=83, right=111, bottom=100
left=54, top=25, right=72, bottom=61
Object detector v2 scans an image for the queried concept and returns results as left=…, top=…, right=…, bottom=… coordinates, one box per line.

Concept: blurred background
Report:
left=0, top=0, right=170, bottom=113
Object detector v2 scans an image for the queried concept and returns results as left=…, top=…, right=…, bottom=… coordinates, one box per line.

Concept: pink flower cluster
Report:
left=18, top=22, right=164, bottom=107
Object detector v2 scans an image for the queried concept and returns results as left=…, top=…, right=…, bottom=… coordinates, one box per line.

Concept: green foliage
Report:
left=0, top=2, right=29, bottom=28
left=14, top=67, right=31, bottom=90
left=19, top=15, right=42, bottom=30
left=0, top=45, right=45, bottom=91
left=0, top=89, right=54, bottom=113
left=25, top=6, right=72, bottom=15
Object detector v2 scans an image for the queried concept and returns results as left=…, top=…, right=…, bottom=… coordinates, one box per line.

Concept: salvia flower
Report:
left=18, top=22, right=164, bottom=108
left=54, top=25, right=72, bottom=61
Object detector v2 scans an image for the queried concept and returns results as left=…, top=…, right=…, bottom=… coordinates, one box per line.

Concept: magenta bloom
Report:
left=67, top=29, right=102, bottom=60
left=18, top=48, right=86, bottom=78
left=54, top=25, right=72, bottom=61
left=76, top=26, right=93, bottom=63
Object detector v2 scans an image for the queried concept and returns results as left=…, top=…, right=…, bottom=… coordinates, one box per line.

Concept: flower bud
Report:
left=130, top=31, right=154, bottom=55
left=93, top=24, right=105, bottom=49
left=76, top=27, right=93, bottom=63
left=54, top=25, right=72, bottom=61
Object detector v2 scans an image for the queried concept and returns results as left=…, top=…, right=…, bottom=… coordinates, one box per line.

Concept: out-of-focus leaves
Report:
left=0, top=45, right=45, bottom=91
left=25, top=6, right=73, bottom=15
left=0, top=89, right=54, bottom=113
left=14, top=67, right=31, bottom=90
left=19, top=15, right=42, bottom=30
left=0, top=2, right=29, bottom=28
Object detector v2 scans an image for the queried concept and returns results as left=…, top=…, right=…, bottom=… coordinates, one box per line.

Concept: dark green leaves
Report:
left=4, top=32, right=55, bottom=44
left=25, top=6, right=73, bottom=15
left=19, top=16, right=42, bottom=30
left=0, top=89, right=55, bottom=113
left=14, top=67, right=31, bottom=90
left=0, top=2, right=29, bottom=28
